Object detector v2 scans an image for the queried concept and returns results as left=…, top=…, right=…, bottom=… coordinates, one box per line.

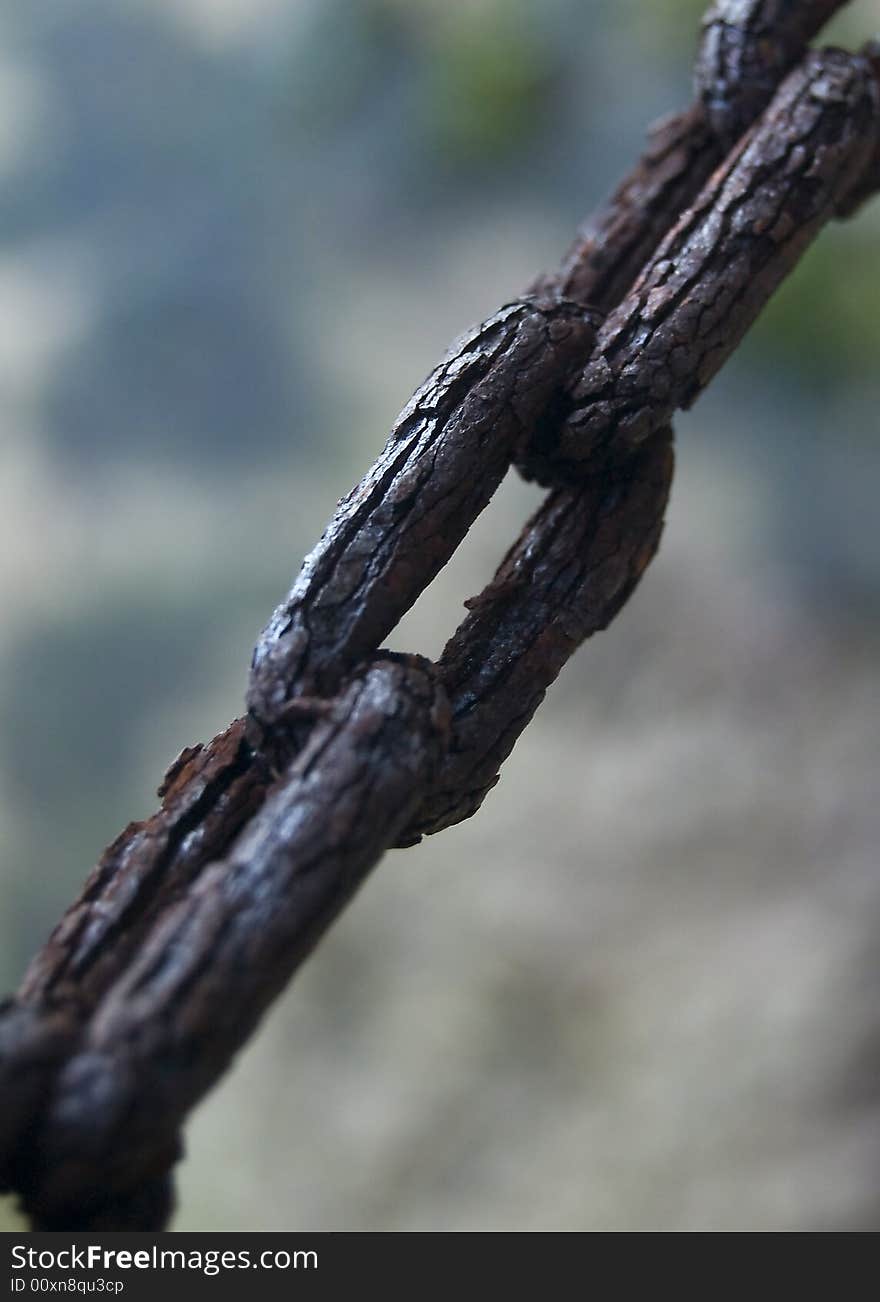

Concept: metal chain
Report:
left=1, top=0, right=877, bottom=1231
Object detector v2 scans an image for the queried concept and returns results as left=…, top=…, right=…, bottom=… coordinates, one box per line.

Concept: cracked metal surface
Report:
left=695, top=0, right=851, bottom=142
left=521, top=49, right=880, bottom=484
left=247, top=297, right=599, bottom=740
left=1, top=0, right=878, bottom=1232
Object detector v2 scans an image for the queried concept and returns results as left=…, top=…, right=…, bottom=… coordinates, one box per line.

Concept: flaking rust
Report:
left=2, top=0, right=877, bottom=1230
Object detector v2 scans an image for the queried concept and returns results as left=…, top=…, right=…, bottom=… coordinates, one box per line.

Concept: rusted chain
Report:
left=247, top=297, right=600, bottom=744
left=15, top=656, right=448, bottom=1230
left=406, top=431, right=673, bottom=839
left=521, top=47, right=880, bottom=483
left=696, top=0, right=852, bottom=143
left=1, top=0, right=878, bottom=1231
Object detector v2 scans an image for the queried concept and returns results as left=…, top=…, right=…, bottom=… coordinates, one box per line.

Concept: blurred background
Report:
left=1, top=0, right=879, bottom=1231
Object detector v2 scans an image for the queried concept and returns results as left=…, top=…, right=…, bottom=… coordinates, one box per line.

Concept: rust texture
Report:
left=695, top=0, right=852, bottom=143
left=519, top=48, right=880, bottom=484
left=248, top=298, right=599, bottom=744
left=0, top=0, right=877, bottom=1230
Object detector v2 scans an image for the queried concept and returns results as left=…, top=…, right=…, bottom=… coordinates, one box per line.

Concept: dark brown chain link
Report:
left=1, top=0, right=877, bottom=1230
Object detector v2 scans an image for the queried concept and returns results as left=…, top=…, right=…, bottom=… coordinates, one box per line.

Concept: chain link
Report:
left=2, top=0, right=878, bottom=1230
